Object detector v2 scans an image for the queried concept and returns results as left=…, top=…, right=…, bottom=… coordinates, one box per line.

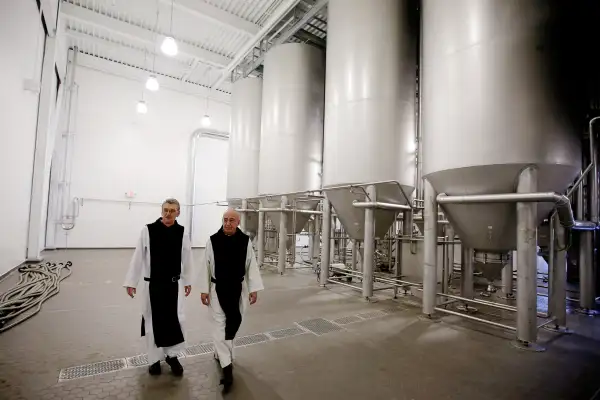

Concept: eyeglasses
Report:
left=163, top=208, right=178, bottom=214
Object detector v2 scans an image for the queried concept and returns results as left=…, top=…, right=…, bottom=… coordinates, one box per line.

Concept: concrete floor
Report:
left=0, top=249, right=600, bottom=399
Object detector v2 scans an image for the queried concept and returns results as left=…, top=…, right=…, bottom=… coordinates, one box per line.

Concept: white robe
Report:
left=198, top=238, right=264, bottom=368
left=123, top=225, right=194, bottom=364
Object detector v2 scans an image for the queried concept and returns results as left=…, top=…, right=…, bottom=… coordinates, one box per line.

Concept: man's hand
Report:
left=185, top=285, right=192, bottom=297
left=249, top=292, right=258, bottom=305
left=201, top=293, right=210, bottom=306
left=126, top=287, right=136, bottom=298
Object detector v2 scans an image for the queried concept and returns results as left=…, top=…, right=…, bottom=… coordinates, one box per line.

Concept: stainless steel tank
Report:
left=422, top=0, right=581, bottom=254
left=323, top=0, right=418, bottom=240
left=258, top=43, right=325, bottom=239
left=226, top=77, right=263, bottom=235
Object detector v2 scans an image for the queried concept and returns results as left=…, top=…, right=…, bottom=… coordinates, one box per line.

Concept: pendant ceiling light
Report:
left=136, top=100, right=148, bottom=114
left=161, top=0, right=178, bottom=56
left=201, top=114, right=211, bottom=127
left=145, top=75, right=159, bottom=91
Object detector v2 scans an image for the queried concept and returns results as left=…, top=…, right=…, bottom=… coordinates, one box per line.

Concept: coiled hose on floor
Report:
left=0, top=261, right=72, bottom=333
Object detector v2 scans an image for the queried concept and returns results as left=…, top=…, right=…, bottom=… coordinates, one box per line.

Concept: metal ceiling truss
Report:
left=230, top=0, right=328, bottom=83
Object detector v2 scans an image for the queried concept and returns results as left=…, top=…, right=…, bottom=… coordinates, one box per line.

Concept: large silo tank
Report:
left=323, top=0, right=418, bottom=241
left=226, top=77, right=263, bottom=235
left=258, top=43, right=325, bottom=239
left=423, top=0, right=582, bottom=253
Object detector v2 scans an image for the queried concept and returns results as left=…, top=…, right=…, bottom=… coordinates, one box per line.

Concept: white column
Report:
left=27, top=36, right=58, bottom=261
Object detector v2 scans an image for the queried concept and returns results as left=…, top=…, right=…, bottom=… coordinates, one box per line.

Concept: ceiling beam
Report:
left=64, top=30, right=190, bottom=74
left=239, top=0, right=328, bottom=79
left=160, top=0, right=259, bottom=37
left=212, top=0, right=303, bottom=89
left=60, top=2, right=231, bottom=68
left=75, top=52, right=232, bottom=102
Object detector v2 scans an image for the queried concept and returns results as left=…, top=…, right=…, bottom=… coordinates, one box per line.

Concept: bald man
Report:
left=198, top=208, right=264, bottom=392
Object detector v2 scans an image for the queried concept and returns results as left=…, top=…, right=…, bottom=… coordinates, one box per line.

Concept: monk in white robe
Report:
left=199, top=208, right=264, bottom=392
left=123, top=198, right=194, bottom=376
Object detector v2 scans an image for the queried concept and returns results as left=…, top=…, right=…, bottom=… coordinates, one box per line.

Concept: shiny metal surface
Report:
left=422, top=180, right=437, bottom=315
left=278, top=196, right=288, bottom=274
left=422, top=0, right=581, bottom=251
left=362, top=185, right=376, bottom=299
left=259, top=43, right=325, bottom=196
left=323, top=0, right=417, bottom=240
left=461, top=247, right=474, bottom=299
left=516, top=167, right=538, bottom=344
left=320, top=199, right=332, bottom=286
left=552, top=215, right=567, bottom=327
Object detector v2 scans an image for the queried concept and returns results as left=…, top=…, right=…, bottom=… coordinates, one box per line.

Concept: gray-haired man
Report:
left=124, top=198, right=194, bottom=376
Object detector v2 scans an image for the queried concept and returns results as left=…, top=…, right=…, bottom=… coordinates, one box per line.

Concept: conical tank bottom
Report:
left=324, top=182, right=414, bottom=241
left=262, top=196, right=320, bottom=249
left=426, top=164, right=579, bottom=251
left=227, top=199, right=260, bottom=236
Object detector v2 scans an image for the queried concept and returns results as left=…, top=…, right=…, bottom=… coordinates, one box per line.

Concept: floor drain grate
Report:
left=126, top=354, right=148, bottom=367
left=268, top=327, right=306, bottom=339
left=297, top=318, right=343, bottom=335
left=333, top=315, right=362, bottom=325
left=358, top=311, right=387, bottom=320
left=59, top=359, right=125, bottom=380
left=186, top=343, right=214, bottom=356
left=234, top=333, right=270, bottom=347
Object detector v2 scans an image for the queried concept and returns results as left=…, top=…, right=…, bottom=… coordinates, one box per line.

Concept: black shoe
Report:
left=220, top=364, right=233, bottom=392
left=148, top=361, right=161, bottom=375
left=165, top=356, right=184, bottom=377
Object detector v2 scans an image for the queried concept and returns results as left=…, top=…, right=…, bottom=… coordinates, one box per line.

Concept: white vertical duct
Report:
left=322, top=0, right=418, bottom=241
left=258, top=43, right=325, bottom=241
left=226, top=77, right=263, bottom=236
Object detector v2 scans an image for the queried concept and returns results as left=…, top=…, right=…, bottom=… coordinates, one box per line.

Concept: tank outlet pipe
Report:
left=352, top=201, right=412, bottom=211
left=436, top=192, right=597, bottom=230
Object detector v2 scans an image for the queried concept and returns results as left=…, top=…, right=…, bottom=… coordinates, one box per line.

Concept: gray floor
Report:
left=0, top=249, right=600, bottom=399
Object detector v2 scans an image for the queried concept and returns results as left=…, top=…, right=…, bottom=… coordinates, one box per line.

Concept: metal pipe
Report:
left=278, top=196, right=288, bottom=275
left=516, top=166, right=538, bottom=344
left=552, top=215, right=568, bottom=328
left=352, top=240, right=358, bottom=272
left=362, top=185, right=376, bottom=299
left=187, top=129, right=229, bottom=240
left=461, top=247, right=474, bottom=298
left=258, top=207, right=322, bottom=215
left=502, top=252, right=515, bottom=299
left=320, top=199, right=332, bottom=286
left=257, top=202, right=265, bottom=268
left=590, top=117, right=599, bottom=225
left=443, top=226, right=454, bottom=294
left=240, top=199, right=248, bottom=233
left=547, top=212, right=556, bottom=318
left=434, top=307, right=517, bottom=332
left=394, top=219, right=402, bottom=298
left=437, top=292, right=516, bottom=312
left=437, top=192, right=581, bottom=229
left=566, top=162, right=593, bottom=197
left=312, top=214, right=320, bottom=271
left=352, top=201, right=411, bottom=211
left=423, top=180, right=438, bottom=315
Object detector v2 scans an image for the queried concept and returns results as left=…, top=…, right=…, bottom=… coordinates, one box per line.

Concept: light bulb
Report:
left=202, top=114, right=211, bottom=127
left=136, top=100, right=148, bottom=114
left=145, top=75, right=159, bottom=91
left=161, top=36, right=178, bottom=56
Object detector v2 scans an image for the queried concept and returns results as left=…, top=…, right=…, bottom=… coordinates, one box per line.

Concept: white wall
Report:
left=49, top=65, right=230, bottom=249
left=0, top=0, right=46, bottom=275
